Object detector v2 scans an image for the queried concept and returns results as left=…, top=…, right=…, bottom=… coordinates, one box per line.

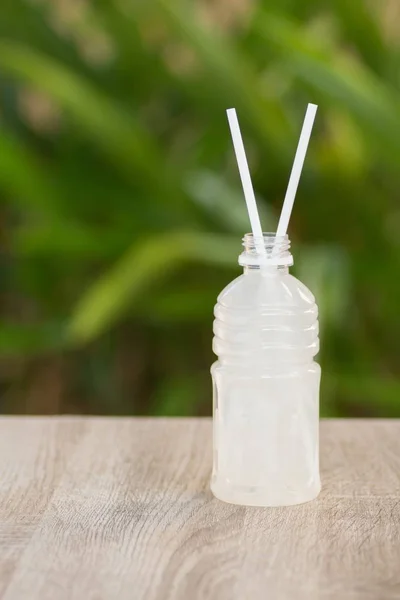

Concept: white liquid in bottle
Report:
left=211, top=233, right=321, bottom=507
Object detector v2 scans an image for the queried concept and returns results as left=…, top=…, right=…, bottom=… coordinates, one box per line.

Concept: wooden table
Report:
left=0, top=418, right=399, bottom=599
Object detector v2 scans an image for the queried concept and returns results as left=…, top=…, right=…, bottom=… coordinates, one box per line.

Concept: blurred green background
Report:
left=0, top=0, right=399, bottom=416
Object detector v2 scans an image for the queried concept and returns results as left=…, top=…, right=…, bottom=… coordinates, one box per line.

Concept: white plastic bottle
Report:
left=211, top=233, right=321, bottom=507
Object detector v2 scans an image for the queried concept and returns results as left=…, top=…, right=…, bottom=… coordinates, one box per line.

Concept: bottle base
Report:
left=211, top=479, right=321, bottom=508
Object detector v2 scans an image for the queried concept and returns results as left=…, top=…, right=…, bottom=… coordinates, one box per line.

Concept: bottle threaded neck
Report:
left=238, top=232, right=293, bottom=267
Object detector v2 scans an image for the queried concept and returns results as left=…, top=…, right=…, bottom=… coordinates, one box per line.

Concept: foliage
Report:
left=0, top=0, right=399, bottom=416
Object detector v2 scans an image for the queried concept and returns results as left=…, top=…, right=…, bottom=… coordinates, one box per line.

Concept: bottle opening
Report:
left=238, top=232, right=293, bottom=267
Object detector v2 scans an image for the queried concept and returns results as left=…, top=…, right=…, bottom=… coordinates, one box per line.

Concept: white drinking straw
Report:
left=226, top=108, right=265, bottom=257
left=276, top=103, right=318, bottom=238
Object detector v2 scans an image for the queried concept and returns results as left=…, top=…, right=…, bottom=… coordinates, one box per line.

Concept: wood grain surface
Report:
left=0, top=418, right=399, bottom=600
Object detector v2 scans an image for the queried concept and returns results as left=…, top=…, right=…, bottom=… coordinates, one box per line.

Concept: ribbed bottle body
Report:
left=211, top=269, right=321, bottom=507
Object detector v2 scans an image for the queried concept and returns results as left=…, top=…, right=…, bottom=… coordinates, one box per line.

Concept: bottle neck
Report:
left=243, top=265, right=289, bottom=275
left=238, top=232, right=293, bottom=269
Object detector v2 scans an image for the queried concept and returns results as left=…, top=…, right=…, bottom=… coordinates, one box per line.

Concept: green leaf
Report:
left=150, top=375, right=200, bottom=416
left=0, top=322, right=65, bottom=357
left=0, top=41, right=189, bottom=214
left=148, top=0, right=291, bottom=155
left=92, top=1, right=172, bottom=97
left=67, top=232, right=238, bottom=345
left=13, top=222, right=129, bottom=259
left=332, top=0, right=388, bottom=75
left=0, top=131, right=62, bottom=216
left=185, top=169, right=275, bottom=233
left=295, top=244, right=350, bottom=336
left=325, top=373, right=400, bottom=417
left=0, top=0, right=89, bottom=73
left=145, top=287, right=217, bottom=322
left=254, top=12, right=400, bottom=165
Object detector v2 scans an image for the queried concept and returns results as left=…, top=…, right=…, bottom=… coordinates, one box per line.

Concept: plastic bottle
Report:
left=211, top=233, right=321, bottom=507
